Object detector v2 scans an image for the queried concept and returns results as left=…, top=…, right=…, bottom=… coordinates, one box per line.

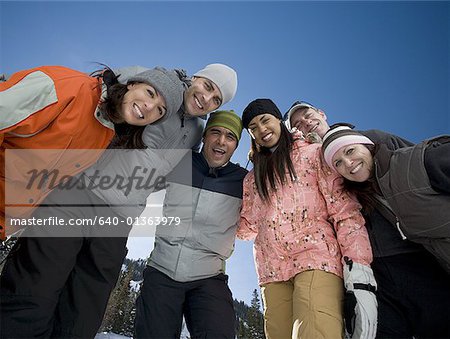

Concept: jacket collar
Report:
left=374, top=144, right=394, bottom=178
left=94, top=81, right=115, bottom=131
left=195, top=151, right=236, bottom=178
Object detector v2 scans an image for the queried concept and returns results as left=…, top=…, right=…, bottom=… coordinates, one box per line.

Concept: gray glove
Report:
left=343, top=257, right=378, bottom=339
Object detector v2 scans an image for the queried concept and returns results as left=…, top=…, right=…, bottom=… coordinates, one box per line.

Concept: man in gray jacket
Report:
left=84, top=63, right=238, bottom=220
left=134, top=110, right=248, bottom=338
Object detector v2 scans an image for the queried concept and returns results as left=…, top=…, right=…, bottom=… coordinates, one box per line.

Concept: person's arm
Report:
left=82, top=146, right=188, bottom=216
left=113, top=65, right=150, bottom=84
left=237, top=173, right=259, bottom=241
left=0, top=68, right=60, bottom=146
left=424, top=136, right=450, bottom=194
left=361, top=129, right=414, bottom=149
left=316, top=152, right=372, bottom=265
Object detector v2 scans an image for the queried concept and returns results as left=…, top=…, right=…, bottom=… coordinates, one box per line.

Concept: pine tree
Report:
left=100, top=262, right=137, bottom=336
left=246, top=289, right=265, bottom=339
left=236, top=317, right=250, bottom=338
left=99, top=260, right=266, bottom=338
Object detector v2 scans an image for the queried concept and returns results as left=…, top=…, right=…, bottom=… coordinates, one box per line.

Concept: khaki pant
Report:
left=261, top=270, right=344, bottom=339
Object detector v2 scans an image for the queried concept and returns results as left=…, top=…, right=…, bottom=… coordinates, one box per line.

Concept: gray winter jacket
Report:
left=81, top=66, right=204, bottom=218
left=149, top=151, right=248, bottom=282
left=374, top=135, right=450, bottom=273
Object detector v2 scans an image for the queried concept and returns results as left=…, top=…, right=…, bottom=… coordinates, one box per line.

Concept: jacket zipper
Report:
left=395, top=218, right=407, bottom=240
left=374, top=158, right=408, bottom=240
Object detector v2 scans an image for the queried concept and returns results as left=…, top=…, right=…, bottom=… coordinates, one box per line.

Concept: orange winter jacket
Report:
left=0, top=66, right=115, bottom=239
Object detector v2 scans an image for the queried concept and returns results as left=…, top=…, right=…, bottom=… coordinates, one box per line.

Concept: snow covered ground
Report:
left=95, top=333, right=130, bottom=339
left=96, top=319, right=191, bottom=339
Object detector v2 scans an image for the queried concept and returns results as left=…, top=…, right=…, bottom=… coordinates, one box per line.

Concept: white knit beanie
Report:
left=194, top=63, right=238, bottom=106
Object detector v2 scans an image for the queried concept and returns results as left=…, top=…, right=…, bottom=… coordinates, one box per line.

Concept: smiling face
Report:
left=183, top=77, right=223, bottom=117
left=247, top=114, right=282, bottom=148
left=120, top=83, right=167, bottom=126
left=202, top=126, right=238, bottom=168
left=332, top=143, right=374, bottom=182
left=290, top=107, right=329, bottom=137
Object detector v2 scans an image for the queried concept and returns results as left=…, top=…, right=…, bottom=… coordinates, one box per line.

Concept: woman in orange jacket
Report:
left=0, top=65, right=184, bottom=240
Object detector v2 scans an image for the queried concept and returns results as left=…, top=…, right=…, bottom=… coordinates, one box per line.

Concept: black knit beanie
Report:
left=242, top=99, right=282, bottom=129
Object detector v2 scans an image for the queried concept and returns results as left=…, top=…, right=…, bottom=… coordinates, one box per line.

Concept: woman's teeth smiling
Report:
left=262, top=133, right=273, bottom=142
left=350, top=162, right=363, bottom=174
left=133, top=103, right=144, bottom=119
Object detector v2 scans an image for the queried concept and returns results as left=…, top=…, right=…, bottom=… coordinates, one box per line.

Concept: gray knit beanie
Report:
left=127, top=67, right=185, bottom=121
left=194, top=63, right=238, bottom=106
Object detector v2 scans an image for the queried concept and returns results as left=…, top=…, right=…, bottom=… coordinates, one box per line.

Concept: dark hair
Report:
left=92, top=66, right=146, bottom=149
left=252, top=122, right=297, bottom=202
left=341, top=143, right=379, bottom=212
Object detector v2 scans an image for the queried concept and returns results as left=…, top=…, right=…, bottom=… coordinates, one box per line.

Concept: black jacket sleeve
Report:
left=359, top=129, right=414, bottom=150
left=424, top=136, right=450, bottom=194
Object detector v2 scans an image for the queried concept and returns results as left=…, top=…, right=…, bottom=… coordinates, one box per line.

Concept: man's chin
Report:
left=185, top=105, right=203, bottom=117
left=190, top=111, right=203, bottom=117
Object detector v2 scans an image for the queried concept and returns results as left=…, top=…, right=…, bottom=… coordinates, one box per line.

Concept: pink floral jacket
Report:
left=238, top=137, right=372, bottom=285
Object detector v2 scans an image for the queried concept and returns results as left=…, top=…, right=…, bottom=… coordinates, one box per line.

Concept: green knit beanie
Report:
left=204, top=110, right=243, bottom=141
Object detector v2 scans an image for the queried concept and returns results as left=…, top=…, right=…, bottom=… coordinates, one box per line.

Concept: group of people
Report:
left=0, top=63, right=448, bottom=339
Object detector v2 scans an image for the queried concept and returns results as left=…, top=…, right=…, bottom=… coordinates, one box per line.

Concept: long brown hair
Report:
left=252, top=122, right=297, bottom=202
left=92, top=67, right=146, bottom=149
left=342, top=143, right=379, bottom=212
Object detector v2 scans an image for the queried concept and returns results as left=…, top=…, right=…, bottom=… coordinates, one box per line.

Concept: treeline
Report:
left=99, top=258, right=265, bottom=338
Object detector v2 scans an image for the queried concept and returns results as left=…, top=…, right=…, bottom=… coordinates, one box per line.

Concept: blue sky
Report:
left=1, top=1, right=449, bottom=305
